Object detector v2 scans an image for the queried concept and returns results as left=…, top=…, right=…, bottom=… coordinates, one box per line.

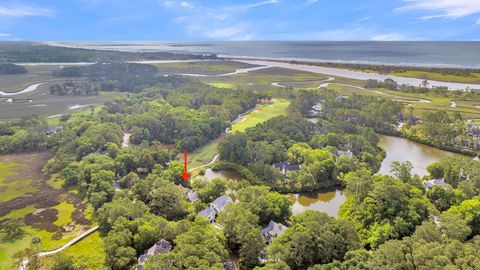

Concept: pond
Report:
left=377, top=135, right=463, bottom=176
left=289, top=189, right=346, bottom=218
left=202, top=168, right=243, bottom=181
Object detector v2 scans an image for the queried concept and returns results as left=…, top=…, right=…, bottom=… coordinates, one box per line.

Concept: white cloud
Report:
left=180, top=1, right=194, bottom=8
left=162, top=0, right=280, bottom=40
left=352, top=16, right=372, bottom=24
left=0, top=33, right=11, bottom=37
left=396, top=0, right=480, bottom=19
left=305, top=0, right=320, bottom=6
left=477, top=18, right=480, bottom=25
left=0, top=5, right=53, bottom=17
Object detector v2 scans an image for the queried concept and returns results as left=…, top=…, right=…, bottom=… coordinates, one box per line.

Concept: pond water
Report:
left=289, top=189, right=346, bottom=218
left=202, top=168, right=243, bottom=181
left=377, top=135, right=463, bottom=176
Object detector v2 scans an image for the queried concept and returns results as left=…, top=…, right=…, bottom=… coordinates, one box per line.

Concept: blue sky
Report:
left=0, top=0, right=479, bottom=40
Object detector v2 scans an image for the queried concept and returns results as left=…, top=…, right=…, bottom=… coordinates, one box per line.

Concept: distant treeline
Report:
left=0, top=42, right=217, bottom=63
left=277, top=59, right=480, bottom=76
left=52, top=63, right=161, bottom=93
left=0, top=63, right=27, bottom=75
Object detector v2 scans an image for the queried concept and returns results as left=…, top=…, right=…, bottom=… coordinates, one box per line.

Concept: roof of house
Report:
left=423, top=179, right=447, bottom=188
left=273, top=161, right=301, bottom=173
left=262, top=220, right=287, bottom=238
left=337, top=150, right=353, bottom=157
left=211, top=195, right=232, bottom=212
left=45, top=126, right=62, bottom=133
left=198, top=207, right=216, bottom=219
left=187, top=189, right=199, bottom=202
left=146, top=239, right=172, bottom=257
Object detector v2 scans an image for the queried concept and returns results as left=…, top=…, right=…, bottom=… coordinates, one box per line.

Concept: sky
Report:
left=0, top=0, right=480, bottom=41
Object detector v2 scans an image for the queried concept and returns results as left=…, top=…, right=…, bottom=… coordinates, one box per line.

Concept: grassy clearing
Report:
left=0, top=233, right=32, bottom=270
left=232, top=99, right=290, bottom=132
left=46, top=104, right=104, bottom=126
left=0, top=205, right=36, bottom=220
left=207, top=82, right=237, bottom=89
left=52, top=201, right=76, bottom=227
left=188, top=136, right=224, bottom=168
left=392, top=71, right=480, bottom=84
left=43, top=231, right=106, bottom=270
left=0, top=161, right=36, bottom=203
left=153, top=61, right=257, bottom=76
left=47, top=174, right=65, bottom=190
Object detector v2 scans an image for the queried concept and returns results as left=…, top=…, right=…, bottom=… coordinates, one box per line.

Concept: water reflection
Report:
left=377, top=135, right=462, bottom=176
left=290, top=189, right=346, bottom=218
left=202, top=168, right=243, bottom=181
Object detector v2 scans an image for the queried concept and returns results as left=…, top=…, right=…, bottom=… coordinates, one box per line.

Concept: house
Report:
left=198, top=207, right=216, bottom=223
left=423, top=179, right=447, bottom=189
left=187, top=189, right=200, bottom=202
left=273, top=162, right=301, bottom=176
left=181, top=187, right=199, bottom=202
left=262, top=220, right=288, bottom=243
left=310, top=102, right=324, bottom=115
left=45, top=126, right=62, bottom=135
left=336, top=150, right=353, bottom=157
left=468, top=124, right=480, bottom=137
left=137, top=239, right=172, bottom=267
left=210, top=195, right=232, bottom=213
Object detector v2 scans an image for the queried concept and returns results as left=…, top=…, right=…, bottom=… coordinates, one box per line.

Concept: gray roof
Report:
left=423, top=179, right=447, bottom=188
left=45, top=126, right=62, bottom=134
left=262, top=220, right=287, bottom=240
left=137, top=239, right=171, bottom=265
left=198, top=207, right=216, bottom=219
left=147, top=239, right=171, bottom=256
left=273, top=162, right=301, bottom=174
left=210, top=195, right=232, bottom=212
left=186, top=189, right=199, bottom=202
left=337, top=150, right=353, bottom=157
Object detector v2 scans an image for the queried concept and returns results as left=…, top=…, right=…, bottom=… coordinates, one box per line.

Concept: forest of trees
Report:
left=0, top=63, right=27, bottom=75
left=0, top=42, right=216, bottom=63
left=4, top=56, right=480, bottom=270
left=0, top=116, right=52, bottom=154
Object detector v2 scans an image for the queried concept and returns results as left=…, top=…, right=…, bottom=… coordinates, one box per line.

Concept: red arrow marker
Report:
left=181, top=149, right=190, bottom=183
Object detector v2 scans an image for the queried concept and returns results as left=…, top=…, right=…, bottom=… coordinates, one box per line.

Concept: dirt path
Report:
left=188, top=154, right=219, bottom=172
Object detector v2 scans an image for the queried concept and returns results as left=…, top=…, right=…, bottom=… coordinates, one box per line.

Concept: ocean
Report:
left=50, top=41, right=480, bottom=69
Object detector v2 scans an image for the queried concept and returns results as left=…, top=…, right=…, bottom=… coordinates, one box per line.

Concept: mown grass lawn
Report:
left=231, top=99, right=290, bottom=132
